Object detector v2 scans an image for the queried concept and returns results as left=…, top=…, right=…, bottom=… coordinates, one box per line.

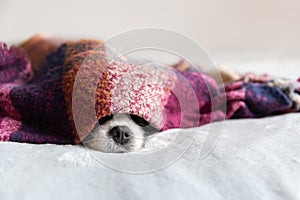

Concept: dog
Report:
left=17, top=36, right=240, bottom=153
left=82, top=113, right=158, bottom=153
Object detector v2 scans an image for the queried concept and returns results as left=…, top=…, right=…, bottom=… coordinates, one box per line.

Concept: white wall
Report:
left=1, top=0, right=300, bottom=54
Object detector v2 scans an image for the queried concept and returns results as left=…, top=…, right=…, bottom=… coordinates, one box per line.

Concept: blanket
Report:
left=0, top=36, right=299, bottom=145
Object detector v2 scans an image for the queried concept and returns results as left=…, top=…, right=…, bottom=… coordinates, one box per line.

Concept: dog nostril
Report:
left=124, top=133, right=130, bottom=138
left=109, top=126, right=132, bottom=145
left=115, top=132, right=121, bottom=138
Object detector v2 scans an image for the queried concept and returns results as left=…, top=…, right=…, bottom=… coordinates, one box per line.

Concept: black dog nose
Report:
left=108, top=126, right=131, bottom=145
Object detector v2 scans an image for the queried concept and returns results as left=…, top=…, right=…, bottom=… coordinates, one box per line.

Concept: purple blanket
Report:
left=0, top=38, right=299, bottom=144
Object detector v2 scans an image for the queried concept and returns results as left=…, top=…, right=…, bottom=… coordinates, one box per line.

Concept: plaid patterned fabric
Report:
left=0, top=37, right=299, bottom=144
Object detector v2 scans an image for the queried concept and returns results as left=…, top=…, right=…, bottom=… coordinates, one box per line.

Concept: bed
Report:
left=0, top=53, right=300, bottom=200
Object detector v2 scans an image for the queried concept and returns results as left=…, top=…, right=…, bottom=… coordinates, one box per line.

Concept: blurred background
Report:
left=1, top=0, right=300, bottom=76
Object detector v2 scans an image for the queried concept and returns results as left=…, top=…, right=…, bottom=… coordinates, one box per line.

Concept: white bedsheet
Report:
left=0, top=114, right=300, bottom=200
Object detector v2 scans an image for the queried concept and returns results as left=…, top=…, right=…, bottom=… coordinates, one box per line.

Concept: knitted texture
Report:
left=18, top=34, right=66, bottom=72
left=0, top=37, right=299, bottom=145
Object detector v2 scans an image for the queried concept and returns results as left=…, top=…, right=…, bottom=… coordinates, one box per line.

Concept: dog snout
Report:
left=108, top=126, right=132, bottom=145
